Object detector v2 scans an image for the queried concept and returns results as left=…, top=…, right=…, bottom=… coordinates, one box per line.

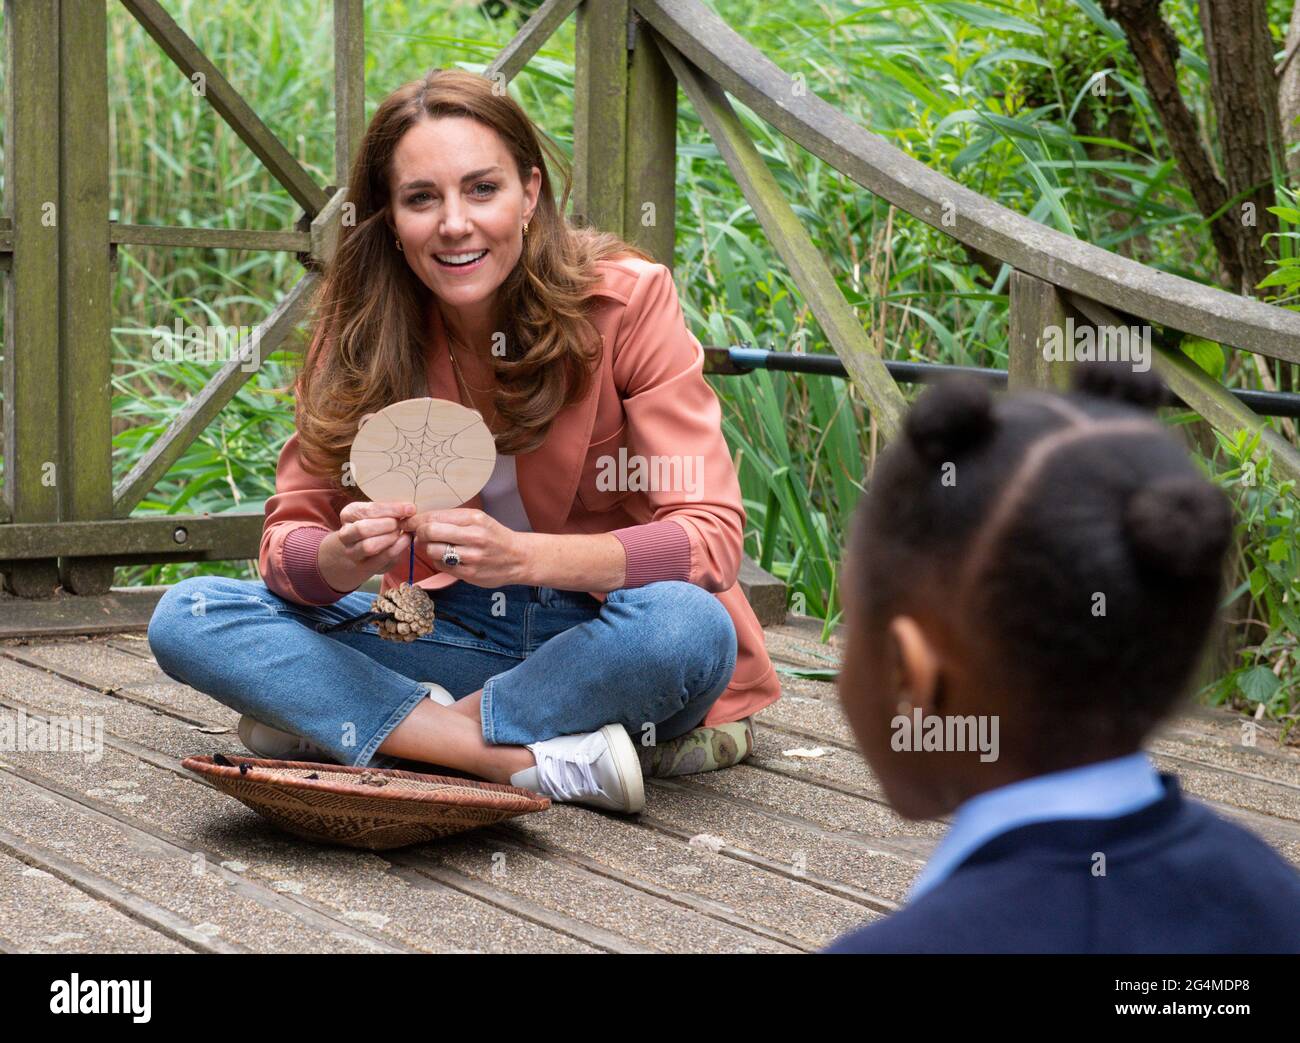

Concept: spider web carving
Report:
left=351, top=399, right=495, bottom=508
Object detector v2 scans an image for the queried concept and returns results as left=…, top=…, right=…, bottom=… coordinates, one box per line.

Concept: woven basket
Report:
left=183, top=754, right=549, bottom=851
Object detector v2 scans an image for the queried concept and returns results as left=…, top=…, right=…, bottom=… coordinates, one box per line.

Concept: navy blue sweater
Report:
left=824, top=775, right=1300, bottom=953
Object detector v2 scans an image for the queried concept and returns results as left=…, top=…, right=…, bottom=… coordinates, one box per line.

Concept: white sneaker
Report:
left=510, top=724, right=645, bottom=814
left=237, top=715, right=330, bottom=761
left=238, top=683, right=452, bottom=761
left=421, top=681, right=455, bottom=706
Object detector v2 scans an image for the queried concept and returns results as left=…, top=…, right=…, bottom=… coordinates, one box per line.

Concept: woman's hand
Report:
left=317, top=500, right=416, bottom=591
left=402, top=507, right=527, bottom=588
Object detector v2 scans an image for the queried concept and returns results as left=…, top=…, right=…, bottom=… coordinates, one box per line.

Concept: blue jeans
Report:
left=146, top=576, right=738, bottom=769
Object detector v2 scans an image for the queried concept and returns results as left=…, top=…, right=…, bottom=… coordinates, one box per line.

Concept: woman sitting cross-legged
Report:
left=146, top=68, right=780, bottom=814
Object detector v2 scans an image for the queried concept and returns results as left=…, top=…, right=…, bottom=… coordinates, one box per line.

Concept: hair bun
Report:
left=1072, top=361, right=1165, bottom=410
left=904, top=376, right=996, bottom=464
left=1124, top=476, right=1233, bottom=579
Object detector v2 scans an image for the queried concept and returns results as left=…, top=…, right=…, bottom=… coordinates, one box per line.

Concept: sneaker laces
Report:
left=531, top=738, right=601, bottom=802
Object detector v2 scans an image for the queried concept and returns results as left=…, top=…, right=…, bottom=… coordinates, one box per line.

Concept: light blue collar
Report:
left=907, top=751, right=1164, bottom=903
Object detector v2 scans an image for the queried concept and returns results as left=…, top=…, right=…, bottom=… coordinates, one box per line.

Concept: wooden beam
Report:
left=654, top=34, right=907, bottom=439
left=0, top=513, right=264, bottom=561
left=0, top=587, right=170, bottom=637
left=334, top=0, right=366, bottom=186
left=486, top=0, right=583, bottom=85
left=1008, top=270, right=1069, bottom=392
left=310, top=188, right=349, bottom=270
left=110, top=224, right=311, bottom=252
left=58, top=0, right=115, bottom=595
left=573, top=0, right=631, bottom=232
left=624, top=12, right=677, bottom=268
left=738, top=555, right=786, bottom=627
left=3, top=0, right=62, bottom=597
left=1066, top=292, right=1300, bottom=487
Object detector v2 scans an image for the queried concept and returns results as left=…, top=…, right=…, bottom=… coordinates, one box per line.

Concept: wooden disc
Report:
left=349, top=397, right=496, bottom=511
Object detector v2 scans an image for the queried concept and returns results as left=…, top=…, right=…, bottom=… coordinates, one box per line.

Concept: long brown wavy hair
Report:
left=292, top=67, right=655, bottom=489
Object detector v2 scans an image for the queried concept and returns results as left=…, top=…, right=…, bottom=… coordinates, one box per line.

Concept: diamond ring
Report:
left=442, top=543, right=461, bottom=567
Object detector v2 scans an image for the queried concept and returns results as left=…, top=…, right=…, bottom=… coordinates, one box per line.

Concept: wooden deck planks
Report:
left=0, top=621, right=1296, bottom=953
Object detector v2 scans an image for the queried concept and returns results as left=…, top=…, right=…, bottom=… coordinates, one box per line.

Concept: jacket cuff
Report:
left=611, top=520, right=692, bottom=587
left=282, top=525, right=353, bottom=603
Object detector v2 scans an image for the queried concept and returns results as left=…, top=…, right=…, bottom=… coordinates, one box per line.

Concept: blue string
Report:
left=408, top=535, right=416, bottom=586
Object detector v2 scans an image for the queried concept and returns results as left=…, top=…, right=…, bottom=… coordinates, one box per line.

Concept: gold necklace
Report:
left=445, top=332, right=500, bottom=433
left=449, top=350, right=496, bottom=396
left=445, top=326, right=496, bottom=392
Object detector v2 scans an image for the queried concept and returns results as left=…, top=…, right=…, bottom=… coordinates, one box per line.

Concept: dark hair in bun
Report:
left=1071, top=359, right=1166, bottom=410
left=904, top=376, right=997, bottom=464
left=1125, top=477, right=1234, bottom=580
left=850, top=363, right=1234, bottom=764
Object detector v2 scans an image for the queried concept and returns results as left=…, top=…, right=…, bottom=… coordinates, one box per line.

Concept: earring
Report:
left=395, top=237, right=404, bottom=252
left=522, top=221, right=529, bottom=237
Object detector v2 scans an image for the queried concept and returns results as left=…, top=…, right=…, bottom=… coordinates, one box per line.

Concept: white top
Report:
left=479, top=453, right=532, bottom=532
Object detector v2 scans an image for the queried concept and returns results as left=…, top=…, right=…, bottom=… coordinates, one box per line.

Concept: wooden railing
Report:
left=3, top=0, right=1299, bottom=601
left=0, top=0, right=363, bottom=596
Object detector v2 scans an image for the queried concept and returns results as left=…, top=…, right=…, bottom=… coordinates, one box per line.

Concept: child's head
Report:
left=839, top=363, right=1234, bottom=819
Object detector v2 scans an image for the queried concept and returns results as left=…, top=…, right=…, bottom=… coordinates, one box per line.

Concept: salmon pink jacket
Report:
left=259, top=254, right=781, bottom=726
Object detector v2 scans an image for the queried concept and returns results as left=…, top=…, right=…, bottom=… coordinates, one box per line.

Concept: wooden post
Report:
left=573, top=0, right=631, bottom=233
left=58, top=0, right=115, bottom=594
left=3, top=0, right=62, bottom=597
left=575, top=4, right=676, bottom=265
left=1008, top=269, right=1069, bottom=392
left=334, top=0, right=365, bottom=188
left=624, top=12, right=676, bottom=267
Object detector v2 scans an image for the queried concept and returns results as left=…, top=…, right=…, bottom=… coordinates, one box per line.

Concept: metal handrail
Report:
left=711, top=347, right=1300, bottom=420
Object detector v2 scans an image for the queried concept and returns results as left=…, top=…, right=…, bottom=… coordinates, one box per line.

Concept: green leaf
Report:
left=774, top=666, right=840, bottom=681
left=1255, top=266, right=1300, bottom=290
left=1249, top=565, right=1268, bottom=597
left=1179, top=337, right=1226, bottom=381
left=971, top=47, right=1053, bottom=72
left=938, top=2, right=1045, bottom=37
left=1071, top=0, right=1124, bottom=39
left=1238, top=665, right=1281, bottom=704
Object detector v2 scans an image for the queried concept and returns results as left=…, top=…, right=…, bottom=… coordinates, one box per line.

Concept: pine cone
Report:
left=370, top=582, right=435, bottom=642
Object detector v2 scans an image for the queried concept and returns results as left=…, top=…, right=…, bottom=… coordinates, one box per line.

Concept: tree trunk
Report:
left=1103, top=0, right=1296, bottom=404
left=1101, top=0, right=1244, bottom=288
left=1198, top=0, right=1283, bottom=296
left=1102, top=0, right=1286, bottom=295
left=1281, top=0, right=1300, bottom=176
